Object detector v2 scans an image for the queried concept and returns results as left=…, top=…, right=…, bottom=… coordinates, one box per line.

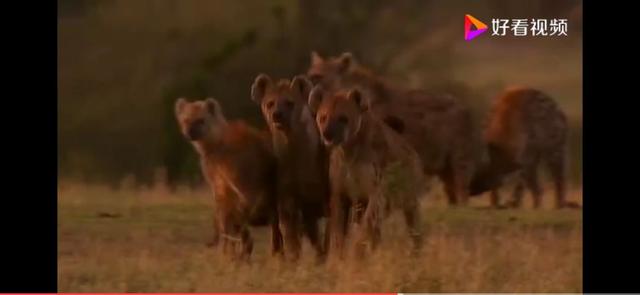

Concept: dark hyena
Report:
left=251, top=74, right=330, bottom=261
left=469, top=87, right=578, bottom=209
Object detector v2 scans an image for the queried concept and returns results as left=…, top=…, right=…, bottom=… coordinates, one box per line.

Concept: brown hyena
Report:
left=308, top=85, right=426, bottom=259
left=307, top=51, right=480, bottom=207
left=251, top=74, right=330, bottom=261
left=175, top=97, right=283, bottom=260
left=468, top=87, right=578, bottom=209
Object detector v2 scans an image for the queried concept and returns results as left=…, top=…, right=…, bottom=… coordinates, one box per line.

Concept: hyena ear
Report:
left=308, top=85, right=324, bottom=115
left=251, top=74, right=272, bottom=104
left=205, top=97, right=222, bottom=117
left=290, top=75, right=313, bottom=102
left=175, top=98, right=188, bottom=117
left=347, top=89, right=369, bottom=112
left=311, top=51, right=323, bottom=65
left=338, top=52, right=354, bottom=73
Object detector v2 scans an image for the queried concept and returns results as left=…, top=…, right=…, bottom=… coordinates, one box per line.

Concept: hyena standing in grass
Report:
left=175, top=98, right=283, bottom=260
left=308, top=52, right=480, bottom=206
left=469, top=87, right=579, bottom=209
left=251, top=74, right=331, bottom=261
left=308, top=86, right=427, bottom=259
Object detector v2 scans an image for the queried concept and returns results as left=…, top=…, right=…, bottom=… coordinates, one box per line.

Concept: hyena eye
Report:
left=266, top=101, right=275, bottom=109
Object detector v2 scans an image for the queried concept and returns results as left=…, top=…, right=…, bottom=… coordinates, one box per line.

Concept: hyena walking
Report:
left=469, top=87, right=578, bottom=209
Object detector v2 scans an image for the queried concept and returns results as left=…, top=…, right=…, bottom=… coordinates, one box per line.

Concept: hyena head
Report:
left=251, top=74, right=313, bottom=133
left=174, top=97, right=227, bottom=142
left=308, top=86, right=370, bottom=147
left=307, top=51, right=356, bottom=88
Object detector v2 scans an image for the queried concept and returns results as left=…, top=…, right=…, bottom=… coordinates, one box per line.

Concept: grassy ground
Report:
left=58, top=182, right=582, bottom=292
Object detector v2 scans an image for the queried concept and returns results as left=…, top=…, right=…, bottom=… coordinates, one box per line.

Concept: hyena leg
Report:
left=403, top=202, right=423, bottom=252
left=509, top=166, right=541, bottom=209
left=225, top=224, right=245, bottom=259
left=350, top=198, right=377, bottom=258
left=509, top=151, right=540, bottom=208
left=207, top=205, right=226, bottom=247
left=370, top=207, right=382, bottom=251
left=352, top=200, right=382, bottom=248
left=270, top=215, right=284, bottom=257
left=239, top=227, right=253, bottom=261
left=452, top=155, right=473, bottom=206
left=362, top=197, right=383, bottom=253
left=524, top=165, right=542, bottom=209
left=490, top=188, right=502, bottom=208
left=278, top=198, right=301, bottom=261
left=218, top=216, right=234, bottom=257
left=455, top=175, right=470, bottom=206
left=327, top=193, right=349, bottom=261
left=351, top=199, right=366, bottom=223
left=546, top=149, right=568, bottom=209
left=322, top=200, right=330, bottom=256
left=301, top=208, right=325, bottom=260
left=221, top=238, right=231, bottom=256
left=349, top=200, right=365, bottom=252
left=508, top=175, right=525, bottom=208
left=207, top=213, right=221, bottom=248
left=441, top=169, right=458, bottom=206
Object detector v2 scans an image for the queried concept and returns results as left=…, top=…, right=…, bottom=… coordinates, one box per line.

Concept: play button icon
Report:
left=465, top=14, right=488, bottom=41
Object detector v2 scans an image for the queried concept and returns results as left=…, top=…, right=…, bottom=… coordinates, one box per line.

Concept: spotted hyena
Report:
left=175, top=97, right=283, bottom=260
left=308, top=85, right=426, bottom=259
left=251, top=74, right=330, bottom=261
left=469, top=87, right=578, bottom=209
left=307, top=51, right=480, bottom=206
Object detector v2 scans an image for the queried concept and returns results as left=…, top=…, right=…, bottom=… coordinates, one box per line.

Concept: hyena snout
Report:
left=321, top=128, right=334, bottom=144
left=270, top=105, right=292, bottom=130
left=272, top=110, right=285, bottom=124
left=321, top=120, right=346, bottom=145
left=186, top=119, right=206, bottom=141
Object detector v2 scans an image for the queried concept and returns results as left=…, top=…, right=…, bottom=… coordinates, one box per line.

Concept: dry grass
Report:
left=58, top=182, right=582, bottom=292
